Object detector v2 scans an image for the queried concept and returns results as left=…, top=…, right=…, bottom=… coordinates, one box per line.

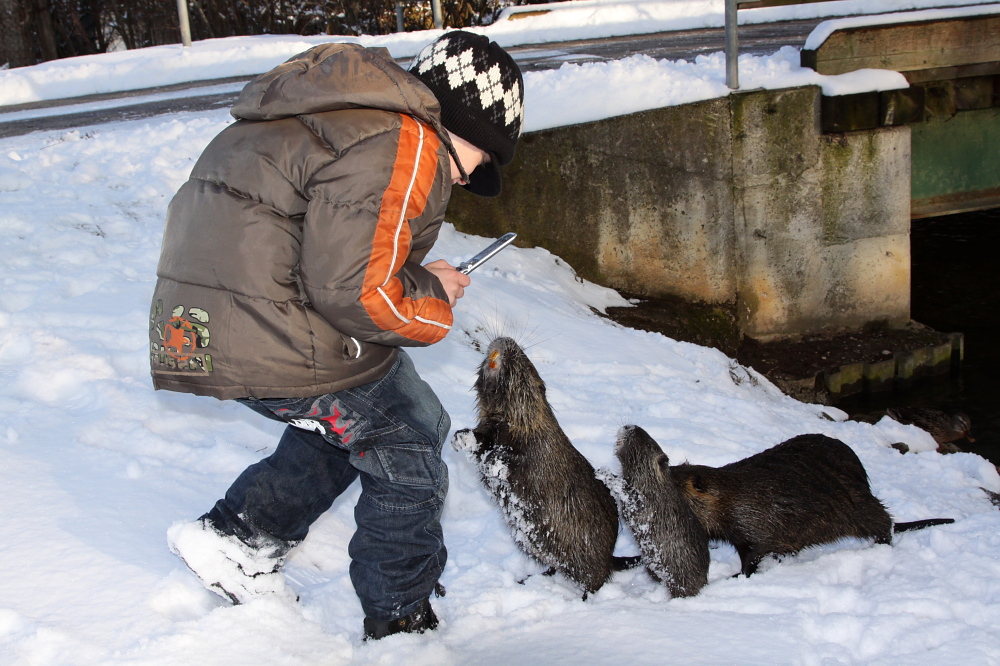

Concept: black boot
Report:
left=363, top=598, right=439, bottom=641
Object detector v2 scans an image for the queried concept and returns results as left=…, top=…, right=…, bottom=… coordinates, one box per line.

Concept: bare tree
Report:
left=0, top=0, right=33, bottom=67
left=1, top=0, right=531, bottom=69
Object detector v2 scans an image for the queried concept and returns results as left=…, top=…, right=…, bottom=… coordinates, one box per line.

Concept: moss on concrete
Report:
left=603, top=293, right=742, bottom=357
left=448, top=84, right=910, bottom=342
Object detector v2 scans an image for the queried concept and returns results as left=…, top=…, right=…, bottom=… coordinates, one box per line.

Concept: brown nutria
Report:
left=886, top=407, right=974, bottom=454
left=600, top=425, right=710, bottom=597
left=671, top=433, right=954, bottom=576
left=452, top=336, right=623, bottom=594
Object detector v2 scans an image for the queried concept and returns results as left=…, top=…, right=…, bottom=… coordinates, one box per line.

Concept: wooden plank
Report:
left=820, top=92, right=879, bottom=133
left=911, top=187, right=1000, bottom=218
left=505, top=10, right=551, bottom=20
left=879, top=87, right=924, bottom=126
left=737, top=0, right=839, bottom=10
left=801, top=15, right=1000, bottom=76
left=903, top=61, right=1000, bottom=84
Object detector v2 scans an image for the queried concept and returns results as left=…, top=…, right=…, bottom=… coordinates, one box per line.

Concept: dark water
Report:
left=842, top=207, right=1000, bottom=465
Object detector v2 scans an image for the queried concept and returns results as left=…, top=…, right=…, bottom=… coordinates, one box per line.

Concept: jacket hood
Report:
left=231, top=43, right=446, bottom=137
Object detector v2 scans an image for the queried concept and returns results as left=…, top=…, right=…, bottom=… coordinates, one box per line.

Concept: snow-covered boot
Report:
left=363, top=598, right=439, bottom=640
left=166, top=517, right=297, bottom=605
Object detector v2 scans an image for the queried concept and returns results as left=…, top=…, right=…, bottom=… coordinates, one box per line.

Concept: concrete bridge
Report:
left=448, top=7, right=1000, bottom=343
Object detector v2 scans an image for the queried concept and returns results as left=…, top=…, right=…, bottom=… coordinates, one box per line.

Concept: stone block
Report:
left=910, top=346, right=932, bottom=379
left=895, top=351, right=918, bottom=384
left=929, top=340, right=954, bottom=375
left=839, top=361, right=865, bottom=396
left=822, top=368, right=842, bottom=395
left=950, top=332, right=965, bottom=367
left=864, top=357, right=897, bottom=393
left=820, top=128, right=911, bottom=242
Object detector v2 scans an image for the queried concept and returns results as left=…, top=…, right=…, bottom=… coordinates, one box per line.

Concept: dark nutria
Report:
left=452, top=336, right=622, bottom=594
left=671, top=433, right=955, bottom=576
left=886, top=407, right=973, bottom=454
left=600, top=425, right=710, bottom=597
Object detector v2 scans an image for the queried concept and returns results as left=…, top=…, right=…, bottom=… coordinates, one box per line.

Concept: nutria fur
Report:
left=671, top=433, right=954, bottom=576
left=602, top=425, right=709, bottom=597
left=452, top=336, right=620, bottom=594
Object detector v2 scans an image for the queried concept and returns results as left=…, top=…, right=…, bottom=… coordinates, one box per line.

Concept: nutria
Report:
left=600, top=425, right=710, bottom=597
left=452, top=336, right=623, bottom=594
left=671, top=433, right=954, bottom=576
left=886, top=407, right=973, bottom=454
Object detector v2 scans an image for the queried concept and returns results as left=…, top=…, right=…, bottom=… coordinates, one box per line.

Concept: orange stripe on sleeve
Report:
left=360, top=115, right=452, bottom=345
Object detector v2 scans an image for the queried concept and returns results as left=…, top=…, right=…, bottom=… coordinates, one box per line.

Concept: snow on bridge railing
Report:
left=726, top=0, right=843, bottom=89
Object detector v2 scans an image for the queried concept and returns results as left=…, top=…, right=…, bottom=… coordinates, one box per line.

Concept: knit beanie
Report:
left=409, top=31, right=524, bottom=197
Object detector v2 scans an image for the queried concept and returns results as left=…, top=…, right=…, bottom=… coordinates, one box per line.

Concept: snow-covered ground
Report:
left=2, top=1, right=1000, bottom=664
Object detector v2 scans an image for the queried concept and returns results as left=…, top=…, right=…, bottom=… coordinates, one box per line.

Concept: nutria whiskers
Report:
left=452, top=336, right=628, bottom=594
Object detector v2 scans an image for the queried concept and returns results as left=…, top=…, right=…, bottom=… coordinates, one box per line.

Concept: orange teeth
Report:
left=488, top=350, right=499, bottom=369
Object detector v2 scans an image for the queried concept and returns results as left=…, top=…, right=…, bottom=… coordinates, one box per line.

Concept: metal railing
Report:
left=725, top=0, right=841, bottom=89
left=177, top=0, right=192, bottom=47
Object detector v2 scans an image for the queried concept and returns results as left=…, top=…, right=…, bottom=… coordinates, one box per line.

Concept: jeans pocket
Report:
left=352, top=442, right=444, bottom=488
left=240, top=395, right=367, bottom=449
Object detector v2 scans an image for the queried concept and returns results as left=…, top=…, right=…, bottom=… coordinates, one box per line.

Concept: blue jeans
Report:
left=205, top=350, right=450, bottom=620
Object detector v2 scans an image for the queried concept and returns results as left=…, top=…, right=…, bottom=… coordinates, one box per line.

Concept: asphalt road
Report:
left=0, top=19, right=823, bottom=139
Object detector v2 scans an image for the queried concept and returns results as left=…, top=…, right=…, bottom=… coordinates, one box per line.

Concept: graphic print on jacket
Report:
left=150, top=299, right=213, bottom=375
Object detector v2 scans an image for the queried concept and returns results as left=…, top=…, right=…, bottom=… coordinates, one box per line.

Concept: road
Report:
left=0, top=19, right=823, bottom=139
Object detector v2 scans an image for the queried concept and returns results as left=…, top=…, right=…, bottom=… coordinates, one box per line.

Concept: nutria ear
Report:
left=657, top=454, right=670, bottom=475
left=691, top=474, right=707, bottom=493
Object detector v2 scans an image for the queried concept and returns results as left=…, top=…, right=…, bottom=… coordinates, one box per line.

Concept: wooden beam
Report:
left=820, top=92, right=879, bottom=133
left=737, top=0, right=839, bottom=10
left=912, top=187, right=1000, bottom=218
left=505, top=10, right=551, bottom=20
left=903, top=61, right=1000, bottom=84
left=801, top=14, right=1000, bottom=76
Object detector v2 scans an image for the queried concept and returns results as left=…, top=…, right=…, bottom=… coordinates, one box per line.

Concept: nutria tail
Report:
left=612, top=555, right=642, bottom=571
left=893, top=518, right=954, bottom=533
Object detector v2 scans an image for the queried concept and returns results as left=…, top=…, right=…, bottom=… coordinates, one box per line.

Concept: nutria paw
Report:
left=451, top=428, right=478, bottom=452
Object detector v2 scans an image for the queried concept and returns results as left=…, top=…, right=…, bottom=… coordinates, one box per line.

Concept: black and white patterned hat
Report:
left=409, top=31, right=524, bottom=197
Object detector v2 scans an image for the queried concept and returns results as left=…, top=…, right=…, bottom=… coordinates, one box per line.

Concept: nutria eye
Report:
left=657, top=455, right=670, bottom=474
left=691, top=474, right=706, bottom=493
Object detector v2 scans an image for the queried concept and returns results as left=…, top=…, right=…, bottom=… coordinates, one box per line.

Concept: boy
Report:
left=150, top=31, right=523, bottom=639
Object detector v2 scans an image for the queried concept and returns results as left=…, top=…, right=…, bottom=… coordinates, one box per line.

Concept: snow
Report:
left=804, top=2, right=1000, bottom=49
left=1, top=0, right=993, bottom=108
left=1, top=1, right=1000, bottom=664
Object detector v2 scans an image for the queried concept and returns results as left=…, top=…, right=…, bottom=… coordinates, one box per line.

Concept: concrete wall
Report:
left=447, top=85, right=911, bottom=341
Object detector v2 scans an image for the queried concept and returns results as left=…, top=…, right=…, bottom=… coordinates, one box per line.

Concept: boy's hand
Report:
left=424, top=259, right=471, bottom=307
